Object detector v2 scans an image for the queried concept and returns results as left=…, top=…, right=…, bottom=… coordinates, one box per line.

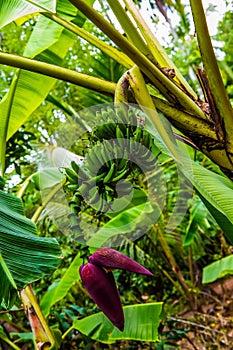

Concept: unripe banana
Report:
left=116, top=125, right=125, bottom=139
left=104, top=162, right=116, bottom=184
left=111, top=168, right=128, bottom=183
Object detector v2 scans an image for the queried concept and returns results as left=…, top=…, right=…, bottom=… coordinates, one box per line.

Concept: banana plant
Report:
left=0, top=0, right=233, bottom=348
left=0, top=0, right=233, bottom=175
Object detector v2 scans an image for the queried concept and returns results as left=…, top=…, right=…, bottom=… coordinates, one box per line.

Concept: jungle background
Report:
left=0, top=0, right=233, bottom=349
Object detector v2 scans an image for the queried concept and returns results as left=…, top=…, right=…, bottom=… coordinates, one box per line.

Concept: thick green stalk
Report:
left=69, top=0, right=206, bottom=118
left=127, top=66, right=181, bottom=161
left=123, top=0, right=197, bottom=99
left=189, top=0, right=233, bottom=153
left=106, top=0, right=151, bottom=58
left=0, top=51, right=116, bottom=96
left=152, top=97, right=217, bottom=140
left=43, top=12, right=133, bottom=68
left=1, top=52, right=225, bottom=166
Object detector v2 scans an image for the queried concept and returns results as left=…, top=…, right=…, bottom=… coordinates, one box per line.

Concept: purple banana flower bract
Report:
left=79, top=263, right=124, bottom=331
left=88, top=248, right=153, bottom=276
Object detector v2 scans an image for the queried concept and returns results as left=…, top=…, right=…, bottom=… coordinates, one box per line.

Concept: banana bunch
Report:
left=64, top=107, right=160, bottom=217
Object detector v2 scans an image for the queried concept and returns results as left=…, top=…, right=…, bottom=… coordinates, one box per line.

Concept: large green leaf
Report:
left=202, top=255, right=233, bottom=284
left=87, top=201, right=161, bottom=248
left=182, top=162, right=233, bottom=245
left=144, top=116, right=233, bottom=244
left=0, top=253, right=18, bottom=309
left=0, top=0, right=94, bottom=173
left=40, top=254, right=82, bottom=317
left=73, top=303, right=163, bottom=344
left=0, top=0, right=56, bottom=29
left=0, top=190, right=61, bottom=308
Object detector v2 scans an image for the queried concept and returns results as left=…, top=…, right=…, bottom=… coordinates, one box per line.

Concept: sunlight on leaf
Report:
left=73, top=303, right=163, bottom=343
left=202, top=255, right=233, bottom=283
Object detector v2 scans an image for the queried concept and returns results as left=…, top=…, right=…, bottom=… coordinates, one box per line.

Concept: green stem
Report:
left=189, top=0, right=233, bottom=151
left=123, top=0, right=197, bottom=99
left=0, top=51, right=116, bottom=96
left=62, top=326, right=74, bottom=340
left=0, top=335, right=21, bottom=350
left=69, top=0, right=206, bottom=118
left=152, top=96, right=217, bottom=140
left=106, top=0, right=150, bottom=57
left=0, top=52, right=211, bottom=140
left=127, top=66, right=181, bottom=161
left=43, top=12, right=133, bottom=68
left=155, top=226, right=191, bottom=295
left=17, top=174, right=34, bottom=199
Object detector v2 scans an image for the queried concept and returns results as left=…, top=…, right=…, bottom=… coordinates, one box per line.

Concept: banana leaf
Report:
left=0, top=189, right=61, bottom=308
left=73, top=302, right=163, bottom=343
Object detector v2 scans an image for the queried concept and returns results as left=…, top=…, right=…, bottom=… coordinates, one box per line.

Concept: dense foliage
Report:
left=0, top=0, right=233, bottom=349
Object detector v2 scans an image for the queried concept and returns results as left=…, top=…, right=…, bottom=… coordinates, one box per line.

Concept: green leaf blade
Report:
left=73, top=303, right=163, bottom=343
left=0, top=190, right=61, bottom=308
left=202, top=255, right=233, bottom=284
left=40, top=254, right=82, bottom=317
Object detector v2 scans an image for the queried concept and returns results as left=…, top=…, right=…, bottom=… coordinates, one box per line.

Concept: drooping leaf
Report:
left=183, top=162, right=233, bottom=245
left=0, top=253, right=18, bottom=309
left=0, top=0, right=56, bottom=29
left=87, top=202, right=161, bottom=248
left=202, top=255, right=233, bottom=284
left=145, top=117, right=233, bottom=244
left=73, top=303, right=163, bottom=343
left=0, top=0, right=94, bottom=173
left=0, top=190, right=61, bottom=308
left=40, top=254, right=82, bottom=317
left=183, top=199, right=208, bottom=246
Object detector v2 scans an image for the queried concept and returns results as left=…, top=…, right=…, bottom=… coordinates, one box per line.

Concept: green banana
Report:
left=104, top=162, right=116, bottom=184
left=111, top=168, right=128, bottom=183
left=71, top=161, right=89, bottom=181
left=67, top=183, right=79, bottom=191
left=88, top=187, right=100, bottom=205
left=133, top=126, right=143, bottom=143
left=73, top=193, right=82, bottom=206
left=95, top=171, right=106, bottom=182
left=86, top=148, right=102, bottom=175
left=78, top=182, right=89, bottom=196
left=100, top=142, right=112, bottom=166
left=116, top=125, right=125, bottom=139
left=65, top=167, right=79, bottom=183
left=141, top=130, right=151, bottom=147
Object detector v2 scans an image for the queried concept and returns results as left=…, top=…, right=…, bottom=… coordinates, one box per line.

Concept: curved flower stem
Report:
left=155, top=226, right=193, bottom=300
left=190, top=0, right=233, bottom=154
left=127, top=65, right=181, bottom=161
